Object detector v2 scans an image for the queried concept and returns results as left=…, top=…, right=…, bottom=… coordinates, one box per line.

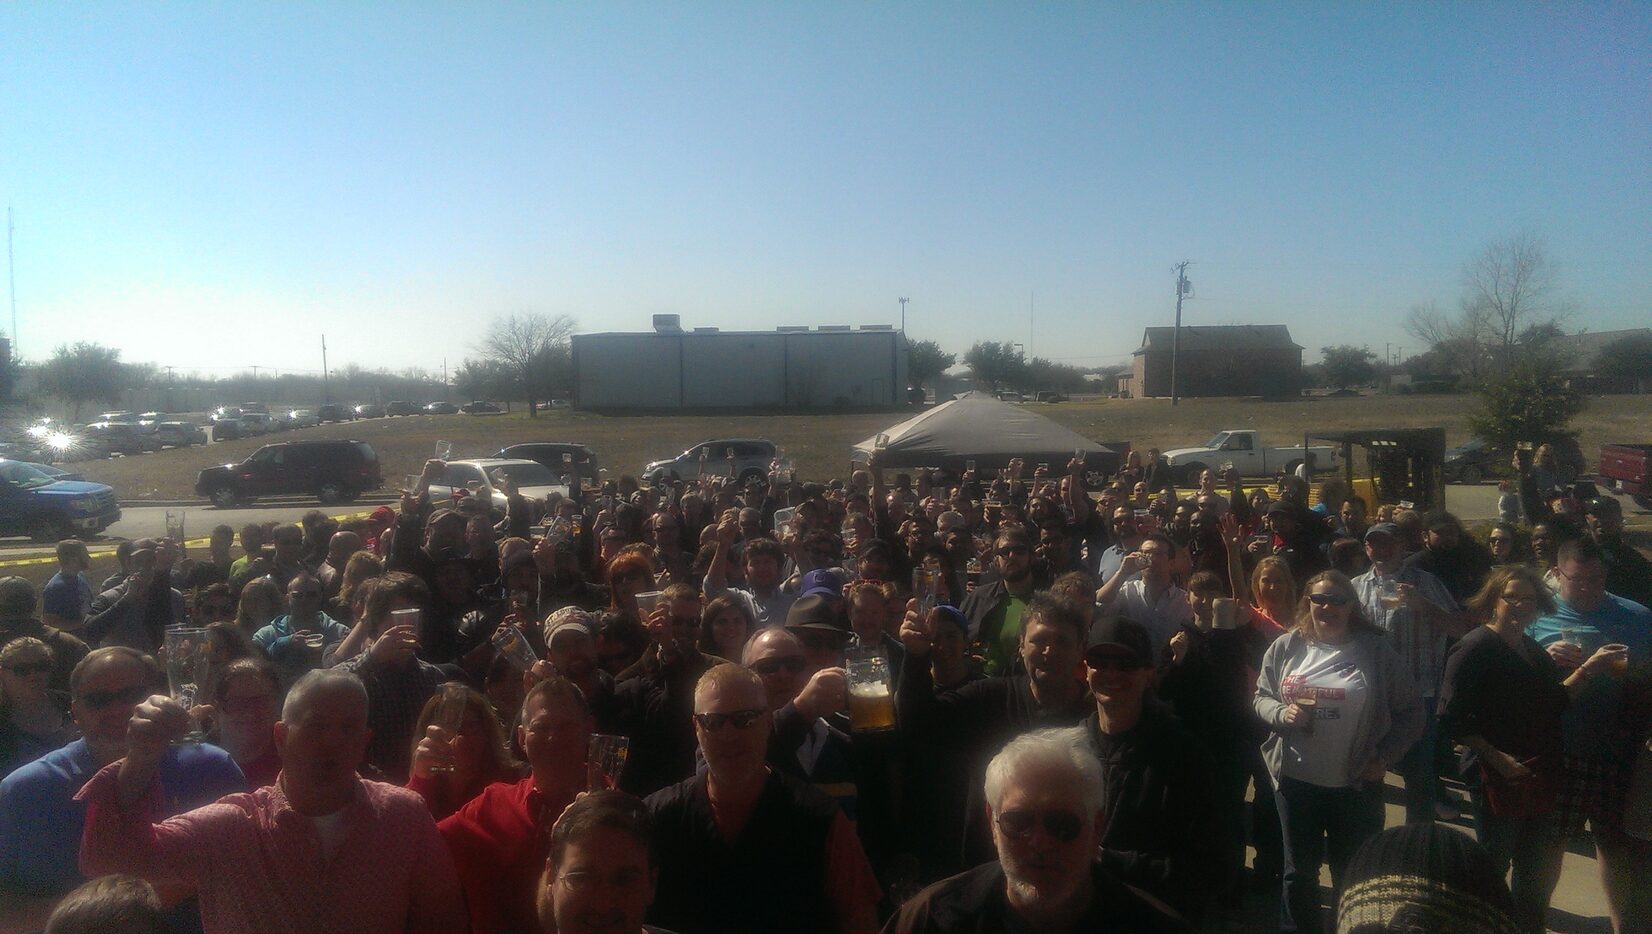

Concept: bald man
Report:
left=78, top=669, right=466, bottom=934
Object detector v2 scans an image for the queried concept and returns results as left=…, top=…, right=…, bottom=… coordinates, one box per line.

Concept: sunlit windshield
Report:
left=1204, top=433, right=1228, bottom=449
left=0, top=461, right=56, bottom=488
left=490, top=463, right=558, bottom=487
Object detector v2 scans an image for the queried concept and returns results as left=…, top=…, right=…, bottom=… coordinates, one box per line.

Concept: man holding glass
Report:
left=77, top=668, right=465, bottom=934
left=0, top=646, right=243, bottom=934
left=645, top=664, right=880, bottom=934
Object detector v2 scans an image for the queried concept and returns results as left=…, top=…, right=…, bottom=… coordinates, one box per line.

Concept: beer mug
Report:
left=426, top=684, right=469, bottom=775
left=435, top=440, right=453, bottom=462
left=165, top=510, right=186, bottom=546
left=491, top=625, right=538, bottom=671
left=845, top=646, right=896, bottom=733
left=912, top=568, right=939, bottom=616
left=163, top=627, right=211, bottom=743
left=588, top=734, right=630, bottom=792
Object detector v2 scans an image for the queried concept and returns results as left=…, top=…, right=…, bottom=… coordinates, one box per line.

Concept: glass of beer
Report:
left=426, top=684, right=469, bottom=774
left=1603, top=643, right=1631, bottom=676
left=1293, top=694, right=1317, bottom=736
left=163, top=627, right=212, bottom=743
left=846, top=646, right=896, bottom=733
left=165, top=510, right=186, bottom=546
left=912, top=568, right=939, bottom=616
left=588, top=734, right=630, bottom=792
left=1378, top=579, right=1403, bottom=610
left=490, top=625, right=538, bottom=671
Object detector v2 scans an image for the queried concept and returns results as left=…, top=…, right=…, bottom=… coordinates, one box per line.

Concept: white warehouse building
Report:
left=572, top=315, right=911, bottom=411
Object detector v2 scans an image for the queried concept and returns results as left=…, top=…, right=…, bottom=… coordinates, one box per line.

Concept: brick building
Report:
left=1123, top=325, right=1301, bottom=399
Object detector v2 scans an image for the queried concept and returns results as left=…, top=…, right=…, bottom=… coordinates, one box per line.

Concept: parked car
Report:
left=136, top=412, right=167, bottom=429
left=423, top=402, right=459, bottom=415
left=284, top=409, right=321, bottom=429
left=11, top=462, right=84, bottom=483
left=995, top=391, right=1025, bottom=403
left=426, top=458, right=567, bottom=513
left=353, top=403, right=386, bottom=419
left=643, top=439, right=777, bottom=487
left=152, top=421, right=207, bottom=448
left=0, top=458, right=121, bottom=542
left=1443, top=436, right=1586, bottom=486
left=1034, top=391, right=1069, bottom=403
left=94, top=411, right=141, bottom=425
left=1160, top=429, right=1341, bottom=485
left=316, top=403, right=354, bottom=423
left=238, top=413, right=279, bottom=435
left=235, top=402, right=270, bottom=415
left=1599, top=444, right=1652, bottom=511
left=460, top=401, right=503, bottom=415
left=211, top=406, right=243, bottom=420
left=496, top=442, right=600, bottom=484
left=385, top=401, right=418, bottom=416
left=209, top=417, right=247, bottom=441
left=80, top=422, right=156, bottom=456
left=194, top=440, right=383, bottom=507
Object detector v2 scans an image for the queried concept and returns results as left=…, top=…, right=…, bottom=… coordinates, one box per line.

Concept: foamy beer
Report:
left=846, top=647, right=896, bottom=733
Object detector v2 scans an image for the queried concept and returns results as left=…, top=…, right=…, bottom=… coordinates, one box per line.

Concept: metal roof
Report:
left=1136, top=325, right=1300, bottom=354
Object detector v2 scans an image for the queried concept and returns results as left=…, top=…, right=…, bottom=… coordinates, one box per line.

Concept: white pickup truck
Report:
left=1161, top=430, right=1340, bottom=485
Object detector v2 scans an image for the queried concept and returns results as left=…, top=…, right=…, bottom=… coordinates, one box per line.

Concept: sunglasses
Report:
left=1085, top=653, right=1144, bottom=672
left=693, top=708, right=765, bottom=732
left=1308, top=592, right=1351, bottom=607
left=80, top=684, right=151, bottom=711
left=2, top=660, right=52, bottom=677
left=751, top=656, right=807, bottom=675
left=996, top=808, right=1084, bottom=843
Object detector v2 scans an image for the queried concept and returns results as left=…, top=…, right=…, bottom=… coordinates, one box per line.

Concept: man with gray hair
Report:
left=77, top=668, right=466, bottom=933
left=883, top=728, right=1190, bottom=933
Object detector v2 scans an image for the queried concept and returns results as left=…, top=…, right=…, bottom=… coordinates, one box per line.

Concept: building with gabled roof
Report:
left=1123, top=325, right=1302, bottom=398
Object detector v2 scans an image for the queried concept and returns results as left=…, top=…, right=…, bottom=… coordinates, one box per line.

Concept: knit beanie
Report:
left=1336, top=824, right=1521, bottom=934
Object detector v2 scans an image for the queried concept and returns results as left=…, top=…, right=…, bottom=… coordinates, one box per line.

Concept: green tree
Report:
left=1026, top=357, right=1086, bottom=393
left=33, top=342, right=133, bottom=420
left=963, top=341, right=1028, bottom=392
left=1594, top=334, right=1652, bottom=392
left=906, top=340, right=955, bottom=390
left=1466, top=360, right=1586, bottom=449
left=1319, top=345, right=1377, bottom=389
left=478, top=312, right=576, bottom=417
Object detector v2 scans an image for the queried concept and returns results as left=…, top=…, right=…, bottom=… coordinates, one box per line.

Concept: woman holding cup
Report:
left=1255, top=571, right=1426, bottom=934
left=407, top=684, right=523, bottom=819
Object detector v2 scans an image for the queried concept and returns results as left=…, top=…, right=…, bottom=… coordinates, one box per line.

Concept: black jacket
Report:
left=1068, top=704, right=1224, bottom=921
left=882, top=860, right=1192, bottom=934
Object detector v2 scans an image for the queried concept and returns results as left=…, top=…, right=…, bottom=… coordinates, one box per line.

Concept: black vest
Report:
left=645, top=769, right=838, bottom=934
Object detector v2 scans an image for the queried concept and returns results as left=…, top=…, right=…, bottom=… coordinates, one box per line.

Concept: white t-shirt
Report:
left=1278, top=640, right=1369, bottom=788
left=311, top=807, right=351, bottom=861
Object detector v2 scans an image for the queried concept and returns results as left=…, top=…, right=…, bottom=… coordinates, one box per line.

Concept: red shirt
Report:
left=438, top=776, right=577, bottom=934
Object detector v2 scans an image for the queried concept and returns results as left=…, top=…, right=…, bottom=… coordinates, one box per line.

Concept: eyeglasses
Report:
left=996, top=808, right=1084, bottom=843
left=1557, top=567, right=1607, bottom=587
left=751, top=656, right=807, bottom=675
left=1308, top=592, right=1351, bottom=607
left=79, top=684, right=151, bottom=711
left=693, top=708, right=765, bottom=732
left=557, top=868, right=647, bottom=893
left=1499, top=593, right=1539, bottom=607
left=2, top=660, right=52, bottom=677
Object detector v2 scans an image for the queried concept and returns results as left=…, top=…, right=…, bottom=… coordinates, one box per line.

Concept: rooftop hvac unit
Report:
left=692, top=327, right=720, bottom=333
left=777, top=326, right=810, bottom=332
left=859, top=325, right=894, bottom=330
left=653, top=314, right=683, bottom=333
left=817, top=325, right=852, bottom=332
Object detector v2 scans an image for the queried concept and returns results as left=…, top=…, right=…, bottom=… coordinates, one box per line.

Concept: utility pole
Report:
left=898, top=297, right=909, bottom=332
left=442, top=357, right=448, bottom=400
left=7, top=207, right=16, bottom=358
left=1170, top=261, right=1191, bottom=406
left=321, top=335, right=330, bottom=402
left=1029, top=290, right=1035, bottom=359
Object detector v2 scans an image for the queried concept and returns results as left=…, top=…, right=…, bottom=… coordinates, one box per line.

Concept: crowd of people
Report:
left=0, top=443, right=1648, bottom=934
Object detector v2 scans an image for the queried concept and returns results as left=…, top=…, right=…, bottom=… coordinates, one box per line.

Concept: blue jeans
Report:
left=1275, top=775, right=1386, bottom=934
left=1470, top=789, right=1565, bottom=933
left=1397, top=695, right=1438, bottom=823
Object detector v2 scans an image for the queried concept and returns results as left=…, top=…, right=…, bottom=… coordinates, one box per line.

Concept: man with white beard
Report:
left=881, top=729, right=1191, bottom=934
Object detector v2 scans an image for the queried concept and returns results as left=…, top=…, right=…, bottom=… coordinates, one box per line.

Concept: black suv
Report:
left=316, top=403, right=354, bottom=423
left=496, top=443, right=600, bottom=484
left=195, top=440, right=382, bottom=508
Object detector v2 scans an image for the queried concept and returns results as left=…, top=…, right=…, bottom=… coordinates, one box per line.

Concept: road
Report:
left=0, top=500, right=389, bottom=566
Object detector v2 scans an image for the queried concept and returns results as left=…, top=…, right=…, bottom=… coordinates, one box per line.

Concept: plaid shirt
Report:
left=1353, top=566, right=1458, bottom=697
left=333, top=652, right=446, bottom=782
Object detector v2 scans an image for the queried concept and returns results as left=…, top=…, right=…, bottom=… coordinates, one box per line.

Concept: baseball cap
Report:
left=427, top=508, right=466, bottom=528
left=930, top=605, right=969, bottom=633
left=0, top=577, right=36, bottom=619
left=784, top=594, right=848, bottom=634
left=799, top=569, right=844, bottom=599
left=544, top=607, right=594, bottom=644
left=1084, top=617, right=1153, bottom=667
left=1586, top=497, right=1623, bottom=517
left=1364, top=522, right=1402, bottom=542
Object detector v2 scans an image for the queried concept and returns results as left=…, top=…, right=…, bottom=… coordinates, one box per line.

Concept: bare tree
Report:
left=478, top=313, right=576, bottom=417
left=1461, top=232, right=1569, bottom=366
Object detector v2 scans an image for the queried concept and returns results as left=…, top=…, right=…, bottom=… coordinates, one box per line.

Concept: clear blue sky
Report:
left=3, top=2, right=1647, bottom=377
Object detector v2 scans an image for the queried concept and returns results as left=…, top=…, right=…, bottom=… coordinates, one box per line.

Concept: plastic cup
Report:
left=426, top=684, right=468, bottom=774
left=163, top=627, right=211, bottom=743
left=634, top=590, right=664, bottom=617
left=491, top=626, right=539, bottom=671
left=588, top=734, right=630, bottom=792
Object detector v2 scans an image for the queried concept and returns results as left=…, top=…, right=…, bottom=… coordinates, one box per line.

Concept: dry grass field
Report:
left=57, top=393, right=1652, bottom=503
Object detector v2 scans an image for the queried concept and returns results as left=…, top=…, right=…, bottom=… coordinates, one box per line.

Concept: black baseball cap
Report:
left=1084, top=617, right=1153, bottom=668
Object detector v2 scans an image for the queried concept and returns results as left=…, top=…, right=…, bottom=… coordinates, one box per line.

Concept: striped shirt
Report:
left=1353, top=566, right=1458, bottom=697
